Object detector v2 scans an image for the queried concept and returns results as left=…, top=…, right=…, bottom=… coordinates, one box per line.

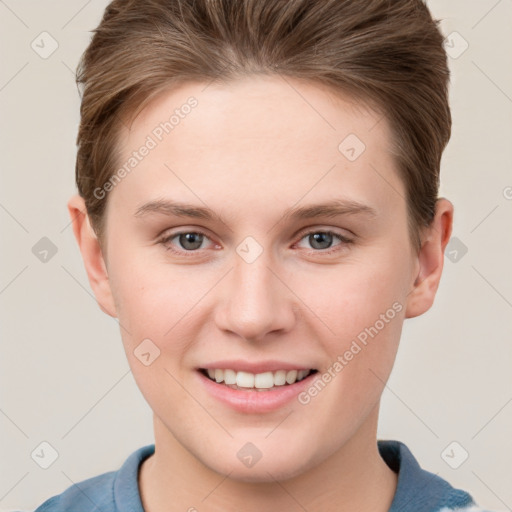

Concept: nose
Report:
left=214, top=249, right=297, bottom=343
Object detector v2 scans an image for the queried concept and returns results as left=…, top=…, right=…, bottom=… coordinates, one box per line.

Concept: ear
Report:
left=67, top=194, right=117, bottom=318
left=405, top=198, right=454, bottom=319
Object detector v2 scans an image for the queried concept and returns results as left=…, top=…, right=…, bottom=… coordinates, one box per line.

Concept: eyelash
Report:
left=157, top=228, right=353, bottom=257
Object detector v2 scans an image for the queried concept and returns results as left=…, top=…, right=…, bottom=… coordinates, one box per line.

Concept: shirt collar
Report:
left=112, top=440, right=475, bottom=512
left=378, top=439, right=475, bottom=512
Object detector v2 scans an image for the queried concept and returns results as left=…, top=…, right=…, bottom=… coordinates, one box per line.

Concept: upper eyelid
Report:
left=159, top=227, right=353, bottom=249
left=294, top=230, right=353, bottom=249
left=295, top=226, right=354, bottom=240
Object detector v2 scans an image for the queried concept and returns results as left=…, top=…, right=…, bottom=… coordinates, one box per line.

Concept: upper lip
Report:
left=199, top=360, right=316, bottom=374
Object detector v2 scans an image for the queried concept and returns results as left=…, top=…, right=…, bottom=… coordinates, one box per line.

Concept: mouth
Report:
left=198, top=368, right=319, bottom=391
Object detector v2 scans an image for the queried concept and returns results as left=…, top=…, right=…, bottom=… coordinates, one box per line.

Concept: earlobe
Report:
left=67, top=194, right=118, bottom=318
left=405, top=198, right=454, bottom=319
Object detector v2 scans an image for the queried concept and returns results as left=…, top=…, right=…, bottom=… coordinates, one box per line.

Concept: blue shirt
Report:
left=29, top=440, right=492, bottom=511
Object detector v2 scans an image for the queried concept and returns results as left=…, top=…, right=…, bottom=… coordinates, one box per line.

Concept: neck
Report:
left=139, top=405, right=397, bottom=512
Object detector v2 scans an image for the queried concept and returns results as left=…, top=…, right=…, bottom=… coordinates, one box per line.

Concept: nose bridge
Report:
left=234, top=248, right=274, bottom=304
left=216, top=241, right=294, bottom=341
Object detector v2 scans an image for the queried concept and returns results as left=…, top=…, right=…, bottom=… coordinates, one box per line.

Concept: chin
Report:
left=204, top=450, right=315, bottom=484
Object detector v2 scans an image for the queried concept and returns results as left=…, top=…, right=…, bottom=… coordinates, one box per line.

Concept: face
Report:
left=87, top=76, right=422, bottom=481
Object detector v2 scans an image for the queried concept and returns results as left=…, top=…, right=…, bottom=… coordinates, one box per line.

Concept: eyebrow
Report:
left=133, top=198, right=378, bottom=224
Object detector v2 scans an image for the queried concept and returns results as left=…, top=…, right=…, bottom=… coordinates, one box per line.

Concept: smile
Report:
left=200, top=368, right=318, bottom=391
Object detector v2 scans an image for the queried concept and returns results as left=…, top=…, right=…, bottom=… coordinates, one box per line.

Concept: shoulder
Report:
left=378, top=440, right=495, bottom=512
left=32, top=470, right=116, bottom=512
left=437, top=508, right=496, bottom=512
left=30, top=444, right=155, bottom=512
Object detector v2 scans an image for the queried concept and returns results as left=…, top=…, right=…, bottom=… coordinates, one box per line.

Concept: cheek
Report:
left=109, top=263, right=196, bottom=406
left=108, top=249, right=189, bottom=330
left=294, top=256, right=406, bottom=341
left=291, top=254, right=406, bottom=401
left=297, top=281, right=404, bottom=440
left=107, top=255, right=221, bottom=388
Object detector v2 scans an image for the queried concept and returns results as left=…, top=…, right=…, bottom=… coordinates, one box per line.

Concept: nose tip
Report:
left=214, top=258, right=296, bottom=342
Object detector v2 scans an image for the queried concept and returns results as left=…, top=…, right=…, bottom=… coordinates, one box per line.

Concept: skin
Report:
left=68, top=75, right=453, bottom=511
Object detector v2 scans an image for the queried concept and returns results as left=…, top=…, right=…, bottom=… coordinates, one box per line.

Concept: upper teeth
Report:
left=206, top=369, right=312, bottom=389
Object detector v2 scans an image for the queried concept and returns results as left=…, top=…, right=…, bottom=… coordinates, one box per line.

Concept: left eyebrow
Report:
left=133, top=198, right=378, bottom=223
left=280, top=198, right=378, bottom=222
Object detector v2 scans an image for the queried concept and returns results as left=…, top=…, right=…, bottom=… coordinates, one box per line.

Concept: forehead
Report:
left=108, top=75, right=403, bottom=224
left=123, top=75, right=386, bottom=152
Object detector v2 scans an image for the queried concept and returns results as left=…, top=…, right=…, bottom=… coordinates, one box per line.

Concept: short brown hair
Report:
left=75, top=0, right=451, bottom=251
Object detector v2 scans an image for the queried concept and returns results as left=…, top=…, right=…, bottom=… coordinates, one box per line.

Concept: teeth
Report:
left=285, top=370, right=298, bottom=384
left=223, top=369, right=237, bottom=385
left=254, top=372, right=274, bottom=389
left=274, top=370, right=286, bottom=386
left=203, top=368, right=313, bottom=389
left=236, top=371, right=254, bottom=388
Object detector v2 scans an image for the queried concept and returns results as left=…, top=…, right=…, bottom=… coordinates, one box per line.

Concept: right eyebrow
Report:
left=134, top=199, right=224, bottom=222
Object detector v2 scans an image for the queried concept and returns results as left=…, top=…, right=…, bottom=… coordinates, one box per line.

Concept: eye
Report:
left=157, top=228, right=353, bottom=257
left=158, top=230, right=217, bottom=255
left=295, top=229, right=353, bottom=255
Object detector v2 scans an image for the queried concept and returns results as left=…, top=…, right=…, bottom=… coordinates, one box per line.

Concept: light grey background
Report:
left=1, top=1, right=511, bottom=511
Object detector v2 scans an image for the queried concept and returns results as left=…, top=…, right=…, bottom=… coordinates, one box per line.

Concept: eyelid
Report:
left=293, top=228, right=354, bottom=255
left=294, top=224, right=354, bottom=241
left=157, top=225, right=354, bottom=257
left=158, top=229, right=218, bottom=254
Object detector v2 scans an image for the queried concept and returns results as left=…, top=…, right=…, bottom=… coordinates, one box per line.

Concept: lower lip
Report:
left=196, top=370, right=317, bottom=414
